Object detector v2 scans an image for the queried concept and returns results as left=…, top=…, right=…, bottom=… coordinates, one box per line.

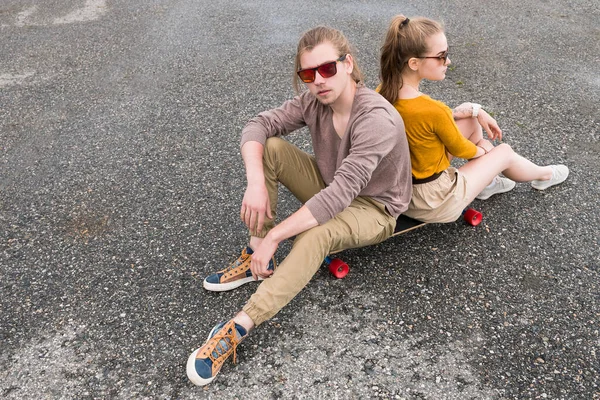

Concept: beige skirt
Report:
left=403, top=167, right=471, bottom=223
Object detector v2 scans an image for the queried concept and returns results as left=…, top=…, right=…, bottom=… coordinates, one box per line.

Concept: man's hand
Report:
left=240, top=183, right=272, bottom=236
left=250, top=234, right=278, bottom=280
left=247, top=205, right=319, bottom=280
left=477, top=110, right=503, bottom=141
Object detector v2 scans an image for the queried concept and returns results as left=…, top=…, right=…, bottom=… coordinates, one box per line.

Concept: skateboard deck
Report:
left=325, top=209, right=482, bottom=278
left=392, top=214, right=427, bottom=236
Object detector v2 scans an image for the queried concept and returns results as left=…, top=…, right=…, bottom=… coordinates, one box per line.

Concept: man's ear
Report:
left=407, top=57, right=420, bottom=72
left=344, top=54, right=354, bottom=74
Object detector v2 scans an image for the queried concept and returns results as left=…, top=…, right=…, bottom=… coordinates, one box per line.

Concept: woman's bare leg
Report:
left=455, top=117, right=484, bottom=143
left=460, top=143, right=553, bottom=201
left=448, top=118, right=485, bottom=162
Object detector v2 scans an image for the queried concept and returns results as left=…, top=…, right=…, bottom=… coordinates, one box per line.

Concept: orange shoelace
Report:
left=219, top=249, right=250, bottom=276
left=202, top=321, right=242, bottom=366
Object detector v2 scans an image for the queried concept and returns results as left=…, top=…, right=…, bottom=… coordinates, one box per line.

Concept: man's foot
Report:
left=186, top=320, right=247, bottom=386
left=203, top=247, right=277, bottom=292
left=476, top=176, right=516, bottom=200
left=531, top=165, right=569, bottom=190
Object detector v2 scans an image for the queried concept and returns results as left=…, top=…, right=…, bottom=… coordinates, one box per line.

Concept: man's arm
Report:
left=242, top=140, right=318, bottom=279
left=240, top=141, right=272, bottom=236
left=249, top=205, right=318, bottom=279
left=239, top=95, right=310, bottom=235
left=240, top=139, right=318, bottom=281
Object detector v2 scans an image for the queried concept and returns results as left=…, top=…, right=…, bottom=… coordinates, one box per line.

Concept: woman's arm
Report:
left=453, top=103, right=503, bottom=141
left=452, top=102, right=478, bottom=120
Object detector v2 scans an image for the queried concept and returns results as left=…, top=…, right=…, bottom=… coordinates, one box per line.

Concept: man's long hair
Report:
left=293, top=26, right=364, bottom=94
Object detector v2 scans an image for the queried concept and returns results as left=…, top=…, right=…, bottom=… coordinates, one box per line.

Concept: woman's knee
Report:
left=456, top=118, right=482, bottom=141
left=495, top=143, right=513, bottom=153
left=491, top=143, right=516, bottom=160
left=486, top=143, right=521, bottom=171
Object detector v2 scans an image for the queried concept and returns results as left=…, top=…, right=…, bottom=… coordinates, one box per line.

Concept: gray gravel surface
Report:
left=1, top=0, right=598, bottom=399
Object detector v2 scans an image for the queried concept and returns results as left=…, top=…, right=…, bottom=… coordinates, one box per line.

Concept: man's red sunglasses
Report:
left=297, top=54, right=347, bottom=83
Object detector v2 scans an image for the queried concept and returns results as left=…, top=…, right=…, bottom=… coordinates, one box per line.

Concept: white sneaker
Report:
left=476, top=176, right=516, bottom=200
left=531, top=165, right=569, bottom=190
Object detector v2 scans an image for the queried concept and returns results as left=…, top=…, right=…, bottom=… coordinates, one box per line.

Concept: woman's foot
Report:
left=476, top=176, right=516, bottom=200
left=531, top=165, right=569, bottom=190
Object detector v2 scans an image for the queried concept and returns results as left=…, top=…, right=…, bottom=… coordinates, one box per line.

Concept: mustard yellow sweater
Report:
left=393, top=95, right=477, bottom=179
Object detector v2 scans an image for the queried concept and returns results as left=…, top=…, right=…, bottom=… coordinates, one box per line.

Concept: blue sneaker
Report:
left=203, top=247, right=277, bottom=292
left=186, top=320, right=247, bottom=386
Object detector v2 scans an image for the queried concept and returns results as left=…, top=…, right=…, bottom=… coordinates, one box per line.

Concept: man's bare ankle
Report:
left=233, top=311, right=255, bottom=334
left=248, top=236, right=263, bottom=251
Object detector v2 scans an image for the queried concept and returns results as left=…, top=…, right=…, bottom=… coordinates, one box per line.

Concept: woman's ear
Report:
left=407, top=57, right=420, bottom=72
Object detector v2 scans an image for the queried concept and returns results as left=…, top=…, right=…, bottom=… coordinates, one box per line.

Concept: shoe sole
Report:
left=186, top=325, right=222, bottom=386
left=186, top=348, right=214, bottom=386
left=203, top=275, right=265, bottom=292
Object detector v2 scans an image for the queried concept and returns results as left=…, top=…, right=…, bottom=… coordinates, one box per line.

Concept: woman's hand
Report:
left=477, top=110, right=503, bottom=141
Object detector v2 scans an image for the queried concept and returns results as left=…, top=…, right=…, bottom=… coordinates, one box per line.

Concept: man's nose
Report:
left=313, top=71, right=326, bottom=85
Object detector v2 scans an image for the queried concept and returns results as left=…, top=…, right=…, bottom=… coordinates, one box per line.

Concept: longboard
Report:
left=392, top=214, right=427, bottom=236
left=324, top=208, right=482, bottom=278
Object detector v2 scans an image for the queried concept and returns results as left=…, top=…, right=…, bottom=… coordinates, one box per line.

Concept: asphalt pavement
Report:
left=1, top=0, right=599, bottom=399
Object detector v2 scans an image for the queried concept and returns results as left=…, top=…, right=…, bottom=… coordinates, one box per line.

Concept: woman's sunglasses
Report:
left=297, top=54, right=347, bottom=83
left=416, top=50, right=449, bottom=63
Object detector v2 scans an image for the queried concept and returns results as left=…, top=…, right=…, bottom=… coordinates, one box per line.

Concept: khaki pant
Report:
left=404, top=167, right=471, bottom=223
left=242, top=137, right=396, bottom=326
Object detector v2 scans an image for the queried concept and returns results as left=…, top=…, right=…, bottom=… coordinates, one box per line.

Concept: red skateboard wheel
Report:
left=463, top=208, right=483, bottom=226
left=327, top=258, right=349, bottom=279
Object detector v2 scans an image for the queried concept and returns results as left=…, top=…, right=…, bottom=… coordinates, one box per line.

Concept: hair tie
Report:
left=401, top=18, right=410, bottom=27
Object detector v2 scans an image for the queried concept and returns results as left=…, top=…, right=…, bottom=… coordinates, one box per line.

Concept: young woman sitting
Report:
left=378, top=15, right=569, bottom=223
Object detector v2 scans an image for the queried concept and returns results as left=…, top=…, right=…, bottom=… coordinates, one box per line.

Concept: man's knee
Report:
left=294, top=218, right=356, bottom=254
left=263, top=137, right=287, bottom=159
left=295, top=223, right=331, bottom=243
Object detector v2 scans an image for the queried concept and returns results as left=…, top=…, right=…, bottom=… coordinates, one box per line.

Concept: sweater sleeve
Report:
left=433, top=104, right=477, bottom=159
left=240, top=94, right=308, bottom=148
